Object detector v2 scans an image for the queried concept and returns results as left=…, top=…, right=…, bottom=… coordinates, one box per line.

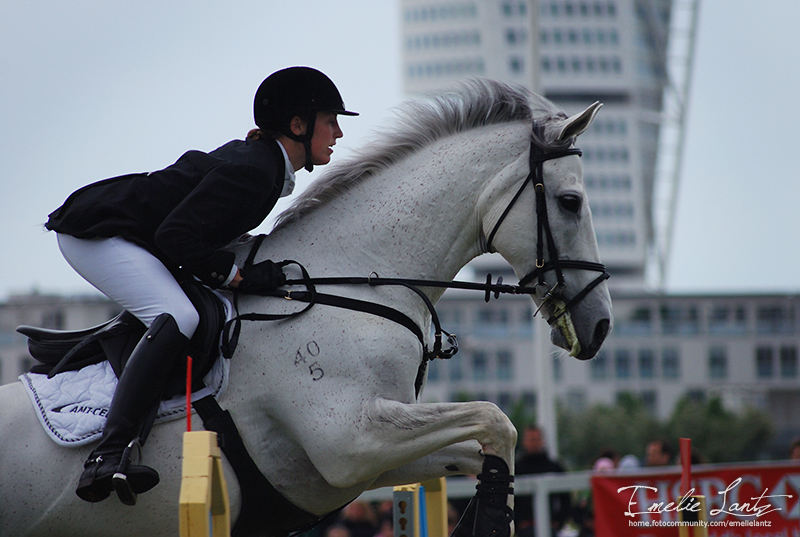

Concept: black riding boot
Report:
left=76, top=313, right=189, bottom=505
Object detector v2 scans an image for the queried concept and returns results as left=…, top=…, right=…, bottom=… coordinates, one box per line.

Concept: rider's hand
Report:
left=237, top=260, right=287, bottom=294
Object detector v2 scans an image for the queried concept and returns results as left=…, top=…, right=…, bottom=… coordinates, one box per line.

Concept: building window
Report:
left=568, top=29, right=579, bottom=44
left=506, top=29, right=516, bottom=44
left=662, top=348, right=680, bottom=379
left=756, top=346, right=773, bottom=378
left=709, top=304, right=747, bottom=334
left=472, top=351, right=488, bottom=380
left=661, top=304, right=699, bottom=335
left=497, top=350, right=513, bottom=380
left=428, top=359, right=442, bottom=382
left=509, top=56, right=524, bottom=73
left=641, top=390, right=657, bottom=414
left=687, top=389, right=706, bottom=403
left=781, top=346, right=798, bottom=378
left=41, top=309, right=65, bottom=329
left=497, top=392, right=513, bottom=411
left=566, top=390, right=586, bottom=412
left=639, top=349, right=655, bottom=379
left=709, top=347, right=728, bottom=379
left=590, top=351, right=608, bottom=379
left=615, top=349, right=631, bottom=379
left=757, top=305, right=795, bottom=334
left=449, top=358, right=463, bottom=381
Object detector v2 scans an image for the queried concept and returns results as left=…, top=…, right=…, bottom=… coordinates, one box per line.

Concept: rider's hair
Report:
left=246, top=128, right=281, bottom=141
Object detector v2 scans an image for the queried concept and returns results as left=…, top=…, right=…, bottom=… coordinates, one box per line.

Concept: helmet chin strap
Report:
left=283, top=111, right=317, bottom=173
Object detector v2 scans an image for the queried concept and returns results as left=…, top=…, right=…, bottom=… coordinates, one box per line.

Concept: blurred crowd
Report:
left=301, top=430, right=800, bottom=537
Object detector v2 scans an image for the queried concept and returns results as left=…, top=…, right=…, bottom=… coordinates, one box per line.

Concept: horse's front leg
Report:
left=302, top=397, right=516, bottom=489
left=368, top=440, right=485, bottom=489
left=354, top=399, right=516, bottom=537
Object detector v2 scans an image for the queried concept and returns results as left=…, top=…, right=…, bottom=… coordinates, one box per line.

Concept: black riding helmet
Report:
left=254, top=67, right=358, bottom=172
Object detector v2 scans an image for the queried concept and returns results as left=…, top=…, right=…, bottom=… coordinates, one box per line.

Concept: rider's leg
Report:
left=77, top=313, right=189, bottom=503
left=56, top=234, right=200, bottom=335
left=56, top=235, right=199, bottom=504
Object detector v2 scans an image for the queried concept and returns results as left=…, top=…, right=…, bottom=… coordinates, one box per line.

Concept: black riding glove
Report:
left=238, top=260, right=287, bottom=294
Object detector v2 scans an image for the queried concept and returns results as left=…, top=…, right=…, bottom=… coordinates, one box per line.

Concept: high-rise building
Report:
left=401, top=0, right=696, bottom=289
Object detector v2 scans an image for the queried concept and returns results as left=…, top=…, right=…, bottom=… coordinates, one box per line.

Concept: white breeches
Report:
left=56, top=234, right=200, bottom=339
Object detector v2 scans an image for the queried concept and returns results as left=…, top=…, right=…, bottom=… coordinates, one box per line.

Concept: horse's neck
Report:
left=272, top=124, right=529, bottom=292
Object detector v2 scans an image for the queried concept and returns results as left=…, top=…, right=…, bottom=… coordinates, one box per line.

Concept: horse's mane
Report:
left=273, top=78, right=568, bottom=229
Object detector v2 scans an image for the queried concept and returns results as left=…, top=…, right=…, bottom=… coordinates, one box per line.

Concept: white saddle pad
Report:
left=19, top=292, right=233, bottom=447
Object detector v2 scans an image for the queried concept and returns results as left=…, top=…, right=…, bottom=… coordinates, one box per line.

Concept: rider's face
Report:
left=309, top=112, right=343, bottom=166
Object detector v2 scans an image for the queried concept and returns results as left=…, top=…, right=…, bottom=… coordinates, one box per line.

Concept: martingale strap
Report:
left=192, top=395, right=336, bottom=537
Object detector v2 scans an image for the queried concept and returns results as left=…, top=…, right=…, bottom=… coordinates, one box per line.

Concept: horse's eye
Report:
left=559, top=194, right=582, bottom=214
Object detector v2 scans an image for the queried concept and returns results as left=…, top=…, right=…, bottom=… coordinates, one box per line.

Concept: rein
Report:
left=222, top=128, right=610, bottom=378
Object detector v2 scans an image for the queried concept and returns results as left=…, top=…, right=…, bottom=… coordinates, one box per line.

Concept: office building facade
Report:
left=402, top=0, right=673, bottom=288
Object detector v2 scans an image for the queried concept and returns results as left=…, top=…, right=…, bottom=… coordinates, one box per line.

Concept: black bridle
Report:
left=485, top=128, right=610, bottom=323
left=223, top=127, right=610, bottom=369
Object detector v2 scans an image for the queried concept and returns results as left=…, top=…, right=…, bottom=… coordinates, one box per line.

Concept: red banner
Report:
left=591, top=461, right=800, bottom=537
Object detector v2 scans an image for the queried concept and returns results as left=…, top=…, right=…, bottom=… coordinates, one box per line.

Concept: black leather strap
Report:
left=193, top=395, right=326, bottom=537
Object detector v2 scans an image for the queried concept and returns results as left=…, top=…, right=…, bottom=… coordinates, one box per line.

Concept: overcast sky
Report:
left=1, top=1, right=798, bottom=300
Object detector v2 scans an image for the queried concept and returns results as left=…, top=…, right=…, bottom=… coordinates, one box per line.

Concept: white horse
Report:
left=0, top=79, right=611, bottom=537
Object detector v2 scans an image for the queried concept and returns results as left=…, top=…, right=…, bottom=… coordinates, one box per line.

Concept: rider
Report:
left=44, top=66, right=358, bottom=505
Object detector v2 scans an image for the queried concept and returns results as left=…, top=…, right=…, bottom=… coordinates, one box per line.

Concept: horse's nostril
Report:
left=594, top=319, right=610, bottom=345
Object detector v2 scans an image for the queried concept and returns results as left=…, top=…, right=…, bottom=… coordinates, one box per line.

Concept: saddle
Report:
left=18, top=280, right=228, bottom=398
left=18, top=280, right=329, bottom=536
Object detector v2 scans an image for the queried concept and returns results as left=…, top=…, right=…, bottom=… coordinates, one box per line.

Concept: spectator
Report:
left=372, top=514, right=393, bottom=537
left=572, top=451, right=619, bottom=537
left=617, top=454, right=641, bottom=471
left=325, top=525, right=352, bottom=537
left=515, top=426, right=571, bottom=537
left=645, top=439, right=674, bottom=466
left=790, top=438, right=800, bottom=460
left=339, top=501, right=378, bottom=537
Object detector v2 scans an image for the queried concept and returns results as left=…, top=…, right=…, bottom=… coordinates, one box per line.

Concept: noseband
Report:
left=485, top=128, right=610, bottom=323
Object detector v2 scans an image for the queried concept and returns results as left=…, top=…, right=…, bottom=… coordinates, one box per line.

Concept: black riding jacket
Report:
left=46, top=138, right=286, bottom=288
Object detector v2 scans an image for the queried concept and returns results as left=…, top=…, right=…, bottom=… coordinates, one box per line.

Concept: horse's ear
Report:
left=554, top=101, right=603, bottom=143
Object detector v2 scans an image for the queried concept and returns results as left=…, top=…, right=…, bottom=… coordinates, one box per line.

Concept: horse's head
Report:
left=483, top=100, right=612, bottom=360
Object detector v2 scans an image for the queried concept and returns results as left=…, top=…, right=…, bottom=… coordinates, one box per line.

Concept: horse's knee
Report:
left=476, top=402, right=517, bottom=466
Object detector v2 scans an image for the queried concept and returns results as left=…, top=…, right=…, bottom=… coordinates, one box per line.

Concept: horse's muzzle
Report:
left=573, top=318, right=610, bottom=361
